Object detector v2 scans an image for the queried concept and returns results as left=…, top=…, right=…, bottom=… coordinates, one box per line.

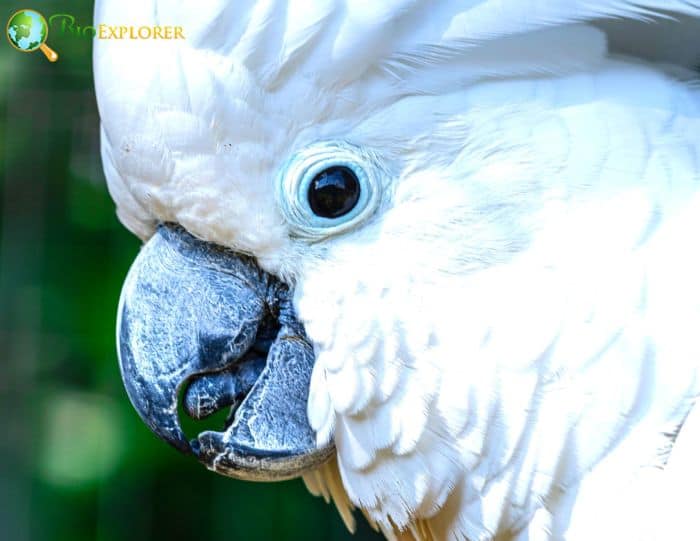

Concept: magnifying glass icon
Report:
left=6, top=9, right=59, bottom=62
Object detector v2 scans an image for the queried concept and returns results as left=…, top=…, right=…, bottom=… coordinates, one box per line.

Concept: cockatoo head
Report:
left=97, top=0, right=571, bottom=480
left=96, top=0, right=700, bottom=536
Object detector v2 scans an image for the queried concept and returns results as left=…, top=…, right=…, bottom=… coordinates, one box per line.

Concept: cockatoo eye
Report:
left=307, top=166, right=361, bottom=218
left=276, top=142, right=382, bottom=241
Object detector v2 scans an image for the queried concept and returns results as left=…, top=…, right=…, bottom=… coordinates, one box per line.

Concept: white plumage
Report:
left=95, top=2, right=700, bottom=539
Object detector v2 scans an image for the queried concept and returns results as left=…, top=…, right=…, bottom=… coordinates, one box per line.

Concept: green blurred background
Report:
left=0, top=2, right=381, bottom=540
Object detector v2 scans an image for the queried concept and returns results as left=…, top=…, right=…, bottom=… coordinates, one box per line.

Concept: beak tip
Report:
left=139, top=406, right=193, bottom=455
left=160, top=427, right=194, bottom=455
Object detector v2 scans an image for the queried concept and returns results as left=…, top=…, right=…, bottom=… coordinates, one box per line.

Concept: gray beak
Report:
left=117, top=224, right=333, bottom=481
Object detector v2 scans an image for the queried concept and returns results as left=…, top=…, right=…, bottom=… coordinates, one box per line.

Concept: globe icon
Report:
left=6, top=9, right=58, bottom=62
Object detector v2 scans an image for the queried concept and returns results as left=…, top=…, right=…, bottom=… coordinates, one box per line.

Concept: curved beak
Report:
left=117, top=224, right=332, bottom=481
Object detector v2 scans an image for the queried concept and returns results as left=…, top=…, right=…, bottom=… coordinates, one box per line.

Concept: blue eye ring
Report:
left=276, top=142, right=382, bottom=241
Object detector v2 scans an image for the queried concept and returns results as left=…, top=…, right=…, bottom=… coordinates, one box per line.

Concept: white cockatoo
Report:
left=95, top=1, right=700, bottom=539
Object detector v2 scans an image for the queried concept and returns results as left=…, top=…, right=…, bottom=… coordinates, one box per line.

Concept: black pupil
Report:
left=308, top=166, right=361, bottom=219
